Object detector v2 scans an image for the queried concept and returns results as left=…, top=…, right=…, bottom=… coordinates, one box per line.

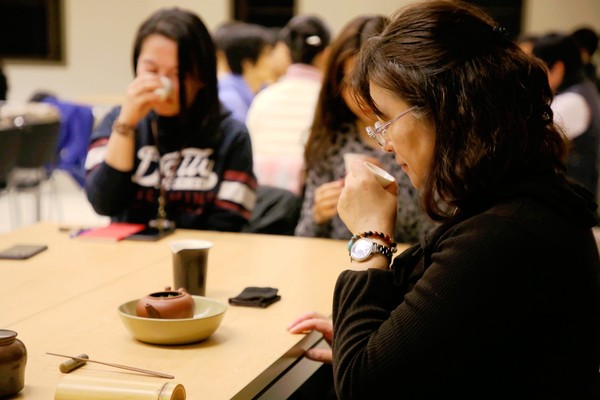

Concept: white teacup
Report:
left=154, top=76, right=173, bottom=100
left=363, top=161, right=395, bottom=187
left=343, top=153, right=366, bottom=172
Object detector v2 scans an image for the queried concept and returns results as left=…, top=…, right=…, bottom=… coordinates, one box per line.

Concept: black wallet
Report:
left=228, top=287, right=281, bottom=308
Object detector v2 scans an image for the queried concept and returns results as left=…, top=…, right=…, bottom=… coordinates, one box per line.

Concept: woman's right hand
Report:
left=105, top=75, right=166, bottom=171
left=312, top=179, right=344, bottom=224
left=118, top=74, right=166, bottom=126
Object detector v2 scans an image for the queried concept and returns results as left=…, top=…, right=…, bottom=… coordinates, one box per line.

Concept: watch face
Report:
left=351, top=239, right=372, bottom=261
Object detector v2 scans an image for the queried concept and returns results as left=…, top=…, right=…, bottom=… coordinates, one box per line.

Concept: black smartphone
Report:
left=0, top=244, right=48, bottom=260
left=125, top=227, right=174, bottom=242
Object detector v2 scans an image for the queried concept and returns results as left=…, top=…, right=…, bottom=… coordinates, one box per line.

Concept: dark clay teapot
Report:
left=135, top=287, right=195, bottom=319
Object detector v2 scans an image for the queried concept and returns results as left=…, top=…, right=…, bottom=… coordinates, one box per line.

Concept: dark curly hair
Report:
left=304, top=14, right=388, bottom=171
left=350, top=0, right=568, bottom=221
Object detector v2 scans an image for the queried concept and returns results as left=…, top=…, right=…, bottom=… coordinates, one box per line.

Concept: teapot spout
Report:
left=144, top=304, right=162, bottom=319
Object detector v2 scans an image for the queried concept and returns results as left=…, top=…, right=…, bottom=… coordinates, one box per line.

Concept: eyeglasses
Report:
left=366, top=105, right=418, bottom=146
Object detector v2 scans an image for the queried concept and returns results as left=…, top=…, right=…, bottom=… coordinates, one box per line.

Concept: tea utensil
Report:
left=46, top=352, right=174, bottom=379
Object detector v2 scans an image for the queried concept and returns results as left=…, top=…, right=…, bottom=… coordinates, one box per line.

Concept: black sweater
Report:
left=332, top=176, right=600, bottom=399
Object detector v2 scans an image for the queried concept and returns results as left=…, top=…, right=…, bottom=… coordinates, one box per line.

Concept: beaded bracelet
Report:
left=347, top=231, right=398, bottom=253
left=112, top=121, right=136, bottom=137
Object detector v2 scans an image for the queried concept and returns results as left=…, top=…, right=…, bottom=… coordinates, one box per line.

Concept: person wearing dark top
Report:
left=288, top=1, right=600, bottom=398
left=215, top=21, right=274, bottom=123
left=571, top=26, right=600, bottom=92
left=85, top=8, right=257, bottom=232
left=533, top=32, right=600, bottom=200
left=0, top=60, right=8, bottom=100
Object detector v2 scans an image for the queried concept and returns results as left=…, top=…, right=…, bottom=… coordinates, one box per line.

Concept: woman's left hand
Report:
left=287, top=311, right=333, bottom=364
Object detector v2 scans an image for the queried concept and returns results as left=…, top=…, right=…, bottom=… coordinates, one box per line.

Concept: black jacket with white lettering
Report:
left=85, top=106, right=257, bottom=232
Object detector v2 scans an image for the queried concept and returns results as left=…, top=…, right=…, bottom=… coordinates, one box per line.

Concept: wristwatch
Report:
left=349, top=238, right=393, bottom=263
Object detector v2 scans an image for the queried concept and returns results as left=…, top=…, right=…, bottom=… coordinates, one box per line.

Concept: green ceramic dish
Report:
left=118, top=296, right=227, bottom=345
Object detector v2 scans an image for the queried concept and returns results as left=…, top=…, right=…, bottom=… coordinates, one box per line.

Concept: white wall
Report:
left=3, top=0, right=229, bottom=104
left=3, top=0, right=600, bottom=104
left=523, top=0, right=600, bottom=35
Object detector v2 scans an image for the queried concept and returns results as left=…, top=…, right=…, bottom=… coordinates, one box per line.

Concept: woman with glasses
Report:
left=289, top=1, right=600, bottom=397
left=293, top=14, right=436, bottom=243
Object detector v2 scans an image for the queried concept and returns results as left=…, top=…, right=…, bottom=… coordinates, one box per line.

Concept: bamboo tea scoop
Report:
left=47, top=352, right=174, bottom=379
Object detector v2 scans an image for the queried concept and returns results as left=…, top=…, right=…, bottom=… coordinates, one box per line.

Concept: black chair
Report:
left=10, top=119, right=62, bottom=223
left=0, top=126, right=22, bottom=228
left=242, top=185, right=303, bottom=235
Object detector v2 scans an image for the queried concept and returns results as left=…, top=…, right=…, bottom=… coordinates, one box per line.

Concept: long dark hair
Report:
left=351, top=0, right=568, bottom=221
left=281, top=14, right=331, bottom=65
left=133, top=7, right=221, bottom=146
left=304, top=15, right=387, bottom=171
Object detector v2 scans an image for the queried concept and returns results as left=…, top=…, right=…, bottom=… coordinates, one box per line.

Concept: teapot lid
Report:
left=0, top=329, right=17, bottom=346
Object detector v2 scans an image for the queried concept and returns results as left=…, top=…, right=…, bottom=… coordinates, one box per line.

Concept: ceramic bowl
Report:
left=118, top=296, right=227, bottom=345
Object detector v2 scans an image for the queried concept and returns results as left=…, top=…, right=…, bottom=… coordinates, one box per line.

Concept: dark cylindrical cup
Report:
left=170, top=240, right=213, bottom=296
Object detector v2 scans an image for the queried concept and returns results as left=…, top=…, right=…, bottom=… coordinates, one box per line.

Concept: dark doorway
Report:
left=465, top=0, right=524, bottom=40
left=233, top=0, right=295, bottom=28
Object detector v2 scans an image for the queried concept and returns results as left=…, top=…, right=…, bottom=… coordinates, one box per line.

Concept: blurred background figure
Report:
left=246, top=14, right=331, bottom=196
left=571, top=26, right=600, bottom=92
left=515, top=33, right=539, bottom=55
left=294, top=14, right=436, bottom=242
left=533, top=32, right=600, bottom=200
left=215, top=21, right=274, bottom=123
left=266, top=27, right=292, bottom=84
left=214, top=20, right=243, bottom=79
left=0, top=60, right=8, bottom=101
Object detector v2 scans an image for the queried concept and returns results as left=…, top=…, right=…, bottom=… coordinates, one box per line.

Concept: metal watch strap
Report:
left=369, top=242, right=393, bottom=262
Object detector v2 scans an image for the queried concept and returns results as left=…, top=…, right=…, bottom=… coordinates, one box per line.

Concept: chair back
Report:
left=242, top=185, right=302, bottom=235
left=0, top=127, right=21, bottom=188
left=35, top=96, right=95, bottom=187
left=16, top=120, right=61, bottom=169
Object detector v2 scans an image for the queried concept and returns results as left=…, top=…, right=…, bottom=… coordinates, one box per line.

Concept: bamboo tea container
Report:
left=54, top=375, right=186, bottom=400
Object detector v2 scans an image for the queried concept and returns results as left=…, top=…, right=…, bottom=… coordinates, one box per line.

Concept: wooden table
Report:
left=0, top=222, right=356, bottom=399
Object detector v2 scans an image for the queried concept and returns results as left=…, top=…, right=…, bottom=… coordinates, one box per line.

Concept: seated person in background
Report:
left=294, top=14, right=435, bottom=242
left=215, top=21, right=274, bottom=123
left=571, top=26, right=600, bottom=92
left=266, top=27, right=292, bottom=84
left=0, top=60, right=7, bottom=101
left=533, top=32, right=600, bottom=199
left=85, top=7, right=256, bottom=232
left=214, top=21, right=242, bottom=79
left=515, top=33, right=538, bottom=55
left=245, top=15, right=331, bottom=195
left=290, top=1, right=600, bottom=397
